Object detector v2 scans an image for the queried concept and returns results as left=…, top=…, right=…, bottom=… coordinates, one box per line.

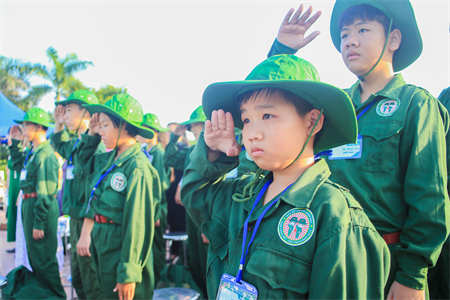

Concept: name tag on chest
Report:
left=66, top=165, right=75, bottom=180
left=20, top=169, right=27, bottom=181
left=329, top=134, right=363, bottom=160
left=217, top=274, right=258, bottom=300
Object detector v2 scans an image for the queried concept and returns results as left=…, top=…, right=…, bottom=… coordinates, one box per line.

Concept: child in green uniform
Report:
left=137, top=113, right=170, bottom=286
left=8, top=108, right=66, bottom=299
left=76, top=94, right=161, bottom=300
left=163, top=106, right=209, bottom=296
left=181, top=54, right=390, bottom=299
left=268, top=1, right=450, bottom=298
left=52, top=89, right=104, bottom=299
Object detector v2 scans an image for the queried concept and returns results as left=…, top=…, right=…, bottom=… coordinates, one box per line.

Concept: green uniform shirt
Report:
left=268, top=40, right=450, bottom=290
left=439, top=87, right=450, bottom=194
left=9, top=139, right=59, bottom=231
left=181, top=134, right=390, bottom=299
left=164, top=132, right=193, bottom=170
left=77, top=133, right=161, bottom=284
left=51, top=130, right=106, bottom=219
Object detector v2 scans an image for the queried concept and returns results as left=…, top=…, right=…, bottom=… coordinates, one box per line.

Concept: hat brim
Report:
left=330, top=0, right=422, bottom=72
left=180, top=118, right=206, bottom=127
left=13, top=119, right=55, bottom=128
left=83, top=104, right=155, bottom=139
left=143, top=124, right=170, bottom=133
left=55, top=99, right=86, bottom=106
left=202, top=80, right=357, bottom=153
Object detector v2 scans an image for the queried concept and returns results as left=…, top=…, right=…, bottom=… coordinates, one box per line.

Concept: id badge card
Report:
left=216, top=273, right=258, bottom=300
left=20, top=169, right=27, bottom=181
left=329, top=134, right=363, bottom=160
left=66, top=165, right=75, bottom=180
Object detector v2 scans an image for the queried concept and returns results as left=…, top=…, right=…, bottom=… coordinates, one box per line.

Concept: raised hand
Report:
left=88, top=113, right=101, bottom=136
left=277, top=4, right=322, bottom=50
left=54, top=105, right=66, bottom=126
left=9, top=125, right=22, bottom=141
left=173, top=124, right=187, bottom=136
left=204, top=110, right=241, bottom=157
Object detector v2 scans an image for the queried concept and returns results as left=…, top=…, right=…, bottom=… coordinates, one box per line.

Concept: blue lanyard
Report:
left=69, top=139, right=80, bottom=165
left=141, top=148, right=151, bottom=159
left=236, top=178, right=294, bottom=283
left=356, top=100, right=376, bottom=120
left=23, top=149, right=34, bottom=168
left=86, top=164, right=116, bottom=213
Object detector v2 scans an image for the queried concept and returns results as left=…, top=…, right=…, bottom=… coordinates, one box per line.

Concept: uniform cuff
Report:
left=117, top=262, right=142, bottom=284
left=80, top=132, right=101, bottom=146
left=169, top=132, right=180, bottom=143
left=79, top=203, right=95, bottom=219
left=189, top=132, right=239, bottom=179
left=395, top=260, right=428, bottom=290
left=267, top=38, right=298, bottom=58
left=33, top=222, right=44, bottom=231
left=50, top=130, right=68, bottom=144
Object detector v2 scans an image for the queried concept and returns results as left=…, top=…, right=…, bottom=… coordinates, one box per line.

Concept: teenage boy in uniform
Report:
left=163, top=106, right=209, bottom=296
left=267, top=1, right=450, bottom=298
left=137, top=112, right=170, bottom=286
left=9, top=108, right=66, bottom=299
left=52, top=89, right=104, bottom=299
left=181, top=54, right=390, bottom=299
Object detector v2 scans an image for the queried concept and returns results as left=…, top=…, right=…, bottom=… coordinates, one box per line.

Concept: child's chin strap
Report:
left=75, top=110, right=87, bottom=134
left=232, top=108, right=323, bottom=203
left=115, top=119, right=123, bottom=150
left=357, top=18, right=393, bottom=82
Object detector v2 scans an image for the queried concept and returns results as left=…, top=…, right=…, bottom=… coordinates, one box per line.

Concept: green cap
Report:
left=142, top=113, right=169, bottom=133
left=202, top=54, right=357, bottom=152
left=330, top=0, right=422, bottom=72
left=14, top=107, right=54, bottom=128
left=180, top=106, right=207, bottom=130
left=82, top=94, right=154, bottom=139
left=56, top=89, right=99, bottom=106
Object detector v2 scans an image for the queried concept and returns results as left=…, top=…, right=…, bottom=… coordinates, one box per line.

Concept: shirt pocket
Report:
left=358, top=121, right=404, bottom=173
left=246, top=246, right=311, bottom=298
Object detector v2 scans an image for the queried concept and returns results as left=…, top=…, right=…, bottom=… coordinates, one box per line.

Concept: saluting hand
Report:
left=9, top=125, right=22, bottom=141
left=33, top=229, right=44, bottom=240
left=54, top=105, right=66, bottom=126
left=88, top=113, right=101, bottom=136
left=173, top=124, right=187, bottom=136
left=114, top=282, right=136, bottom=300
left=204, top=110, right=241, bottom=159
left=277, top=4, right=322, bottom=50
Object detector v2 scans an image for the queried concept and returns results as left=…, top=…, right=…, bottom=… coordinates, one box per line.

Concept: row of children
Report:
left=5, top=0, right=450, bottom=299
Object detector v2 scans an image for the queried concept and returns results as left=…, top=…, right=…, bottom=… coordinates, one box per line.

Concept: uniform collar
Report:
left=243, top=159, right=331, bottom=211
left=348, top=74, right=406, bottom=109
left=32, top=139, right=51, bottom=154
left=108, top=142, right=141, bottom=168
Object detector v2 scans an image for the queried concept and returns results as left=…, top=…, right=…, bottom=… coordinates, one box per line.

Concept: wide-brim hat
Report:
left=83, top=94, right=154, bottom=139
left=330, top=0, right=422, bottom=72
left=202, top=55, right=357, bottom=153
left=55, top=89, right=99, bottom=106
left=142, top=113, right=170, bottom=133
left=180, top=106, right=207, bottom=130
left=14, top=107, right=55, bottom=128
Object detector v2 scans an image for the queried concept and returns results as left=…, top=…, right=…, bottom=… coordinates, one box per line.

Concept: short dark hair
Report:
left=338, top=4, right=397, bottom=36
left=107, top=113, right=139, bottom=138
left=238, top=88, right=314, bottom=118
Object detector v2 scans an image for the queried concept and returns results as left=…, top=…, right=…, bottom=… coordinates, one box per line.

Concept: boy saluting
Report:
left=181, top=54, right=390, bottom=299
left=269, top=1, right=450, bottom=298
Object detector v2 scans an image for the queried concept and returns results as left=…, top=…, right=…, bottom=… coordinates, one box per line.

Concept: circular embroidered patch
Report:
left=278, top=208, right=315, bottom=246
left=376, top=99, right=401, bottom=116
left=110, top=172, right=127, bottom=192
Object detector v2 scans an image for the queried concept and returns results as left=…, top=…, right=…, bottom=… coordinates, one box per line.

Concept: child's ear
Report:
left=307, top=109, right=324, bottom=136
left=388, top=29, right=402, bottom=52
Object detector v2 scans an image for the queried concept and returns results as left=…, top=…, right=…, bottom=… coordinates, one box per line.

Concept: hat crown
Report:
left=143, top=113, right=160, bottom=127
left=24, top=107, right=50, bottom=124
left=245, top=55, right=320, bottom=82
left=66, top=89, right=99, bottom=105
left=105, top=94, right=144, bottom=125
left=189, top=106, right=207, bottom=122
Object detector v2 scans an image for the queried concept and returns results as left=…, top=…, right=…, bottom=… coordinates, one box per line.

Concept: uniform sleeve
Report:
left=309, top=223, right=390, bottom=299
left=50, top=130, right=72, bottom=161
left=8, top=139, right=26, bottom=171
left=34, top=153, right=59, bottom=230
left=267, top=38, right=298, bottom=58
left=163, top=133, right=189, bottom=170
left=116, top=166, right=159, bottom=284
left=181, top=132, right=241, bottom=234
left=438, top=87, right=450, bottom=194
left=77, top=133, right=102, bottom=175
left=152, top=149, right=170, bottom=193
left=397, top=94, right=450, bottom=289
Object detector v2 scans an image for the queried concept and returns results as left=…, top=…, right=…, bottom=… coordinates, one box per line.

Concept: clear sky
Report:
left=1, top=0, right=449, bottom=128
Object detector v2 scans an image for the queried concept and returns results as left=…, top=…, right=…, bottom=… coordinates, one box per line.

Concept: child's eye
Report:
left=262, top=114, right=273, bottom=120
left=341, top=33, right=348, bottom=39
left=359, top=29, right=368, bottom=33
left=242, top=118, right=250, bottom=125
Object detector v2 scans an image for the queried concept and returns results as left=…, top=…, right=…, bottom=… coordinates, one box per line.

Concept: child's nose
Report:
left=248, top=123, right=263, bottom=141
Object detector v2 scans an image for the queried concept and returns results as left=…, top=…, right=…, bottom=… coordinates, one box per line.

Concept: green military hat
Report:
left=330, top=0, right=422, bottom=72
left=180, top=106, right=207, bottom=131
left=202, top=54, right=357, bottom=152
left=56, top=89, right=99, bottom=106
left=142, top=113, right=169, bottom=133
left=82, top=94, right=154, bottom=139
left=14, top=107, right=55, bottom=128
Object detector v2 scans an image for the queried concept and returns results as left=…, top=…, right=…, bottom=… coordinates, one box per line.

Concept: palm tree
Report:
left=39, top=47, right=93, bottom=102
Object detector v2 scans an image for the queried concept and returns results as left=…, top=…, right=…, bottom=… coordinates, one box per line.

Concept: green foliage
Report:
left=92, top=85, right=128, bottom=105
